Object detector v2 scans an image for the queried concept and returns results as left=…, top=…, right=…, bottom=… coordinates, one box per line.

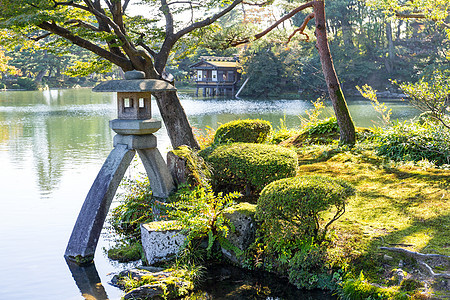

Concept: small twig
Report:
left=65, top=20, right=101, bottom=32
left=242, top=1, right=271, bottom=7
left=29, top=32, right=52, bottom=41
left=287, top=12, right=314, bottom=43
left=167, top=1, right=201, bottom=5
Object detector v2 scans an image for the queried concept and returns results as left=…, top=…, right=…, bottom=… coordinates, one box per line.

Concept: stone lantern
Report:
left=65, top=71, right=175, bottom=265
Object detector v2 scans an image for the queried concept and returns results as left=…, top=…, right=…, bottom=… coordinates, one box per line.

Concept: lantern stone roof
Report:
left=93, top=71, right=176, bottom=92
left=93, top=79, right=176, bottom=92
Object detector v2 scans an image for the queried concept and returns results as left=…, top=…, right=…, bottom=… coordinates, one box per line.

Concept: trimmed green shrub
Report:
left=374, top=120, right=450, bottom=166
left=201, top=143, right=297, bottom=194
left=256, top=175, right=355, bottom=242
left=214, top=119, right=272, bottom=144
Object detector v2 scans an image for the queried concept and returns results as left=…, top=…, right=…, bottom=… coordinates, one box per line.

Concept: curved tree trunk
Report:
left=153, top=90, right=200, bottom=149
left=313, top=0, right=356, bottom=145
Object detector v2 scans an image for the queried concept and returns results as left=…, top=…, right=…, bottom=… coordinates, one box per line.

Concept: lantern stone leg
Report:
left=65, top=144, right=136, bottom=264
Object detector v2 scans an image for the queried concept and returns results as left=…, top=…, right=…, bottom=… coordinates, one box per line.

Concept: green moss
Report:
left=214, top=119, right=273, bottom=144
left=67, top=254, right=94, bottom=266
left=227, top=202, right=257, bottom=218
left=171, top=145, right=212, bottom=186
left=143, top=220, right=183, bottom=231
left=107, top=242, right=142, bottom=262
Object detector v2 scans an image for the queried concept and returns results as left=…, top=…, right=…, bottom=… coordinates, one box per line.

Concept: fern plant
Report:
left=167, top=184, right=242, bottom=258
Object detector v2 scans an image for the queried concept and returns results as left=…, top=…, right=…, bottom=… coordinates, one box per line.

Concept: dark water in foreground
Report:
left=194, top=264, right=336, bottom=299
left=0, top=89, right=418, bottom=299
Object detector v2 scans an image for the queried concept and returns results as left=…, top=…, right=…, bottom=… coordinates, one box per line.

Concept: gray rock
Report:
left=222, top=203, right=257, bottom=264
left=112, top=267, right=192, bottom=299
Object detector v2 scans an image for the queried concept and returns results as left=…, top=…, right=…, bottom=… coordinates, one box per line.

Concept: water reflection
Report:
left=0, top=89, right=116, bottom=197
left=190, top=264, right=337, bottom=300
left=66, top=260, right=110, bottom=300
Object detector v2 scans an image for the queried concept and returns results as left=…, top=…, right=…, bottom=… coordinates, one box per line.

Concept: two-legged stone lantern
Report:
left=65, top=71, right=175, bottom=265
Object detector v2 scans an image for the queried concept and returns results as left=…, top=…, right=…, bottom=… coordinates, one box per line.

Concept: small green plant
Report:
left=167, top=184, right=242, bottom=259
left=287, top=240, right=338, bottom=290
left=357, top=84, right=392, bottom=126
left=395, top=71, right=450, bottom=129
left=339, top=272, right=409, bottom=300
left=374, top=119, right=450, bottom=166
left=109, top=175, right=154, bottom=240
left=256, top=175, right=355, bottom=243
left=306, top=117, right=339, bottom=135
left=299, top=97, right=327, bottom=128
left=270, top=117, right=300, bottom=144
left=201, top=143, right=298, bottom=194
left=214, top=119, right=273, bottom=144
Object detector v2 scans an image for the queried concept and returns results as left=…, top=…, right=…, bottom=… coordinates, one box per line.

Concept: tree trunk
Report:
left=313, top=0, right=356, bottom=145
left=153, top=90, right=200, bottom=149
left=35, top=69, right=47, bottom=83
left=385, top=21, right=394, bottom=73
left=341, top=18, right=354, bottom=49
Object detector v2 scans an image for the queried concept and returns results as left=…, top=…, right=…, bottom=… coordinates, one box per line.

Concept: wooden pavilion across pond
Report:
left=189, top=56, right=240, bottom=97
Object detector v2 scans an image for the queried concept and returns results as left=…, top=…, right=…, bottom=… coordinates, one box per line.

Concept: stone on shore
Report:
left=112, top=267, right=194, bottom=299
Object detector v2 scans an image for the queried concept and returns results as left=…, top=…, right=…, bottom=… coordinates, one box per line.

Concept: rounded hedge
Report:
left=201, top=143, right=297, bottom=194
left=214, top=119, right=272, bottom=144
left=256, top=175, right=355, bottom=242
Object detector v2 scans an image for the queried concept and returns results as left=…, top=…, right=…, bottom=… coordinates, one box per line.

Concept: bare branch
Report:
left=52, top=0, right=89, bottom=10
left=136, top=33, right=157, bottom=58
left=231, top=1, right=316, bottom=47
left=37, top=21, right=133, bottom=70
left=65, top=20, right=101, bottom=31
left=160, top=0, right=175, bottom=36
left=254, top=1, right=315, bottom=40
left=395, top=12, right=426, bottom=19
left=29, top=32, right=52, bottom=41
left=175, top=0, right=244, bottom=38
left=242, top=1, right=271, bottom=6
left=123, top=0, right=131, bottom=13
left=167, top=1, right=201, bottom=5
left=287, top=12, right=314, bottom=43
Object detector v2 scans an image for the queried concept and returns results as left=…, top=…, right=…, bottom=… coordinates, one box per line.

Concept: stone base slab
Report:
left=141, top=221, right=186, bottom=265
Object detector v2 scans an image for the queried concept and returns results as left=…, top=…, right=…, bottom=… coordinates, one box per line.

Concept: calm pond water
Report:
left=0, top=89, right=419, bottom=300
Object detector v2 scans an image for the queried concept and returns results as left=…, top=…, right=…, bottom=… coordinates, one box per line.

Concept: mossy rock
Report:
left=214, top=119, right=272, bottom=144
left=107, top=242, right=142, bottom=262
left=200, top=143, right=297, bottom=194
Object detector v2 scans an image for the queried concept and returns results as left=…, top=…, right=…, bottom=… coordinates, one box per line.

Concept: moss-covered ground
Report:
left=290, top=141, right=449, bottom=298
